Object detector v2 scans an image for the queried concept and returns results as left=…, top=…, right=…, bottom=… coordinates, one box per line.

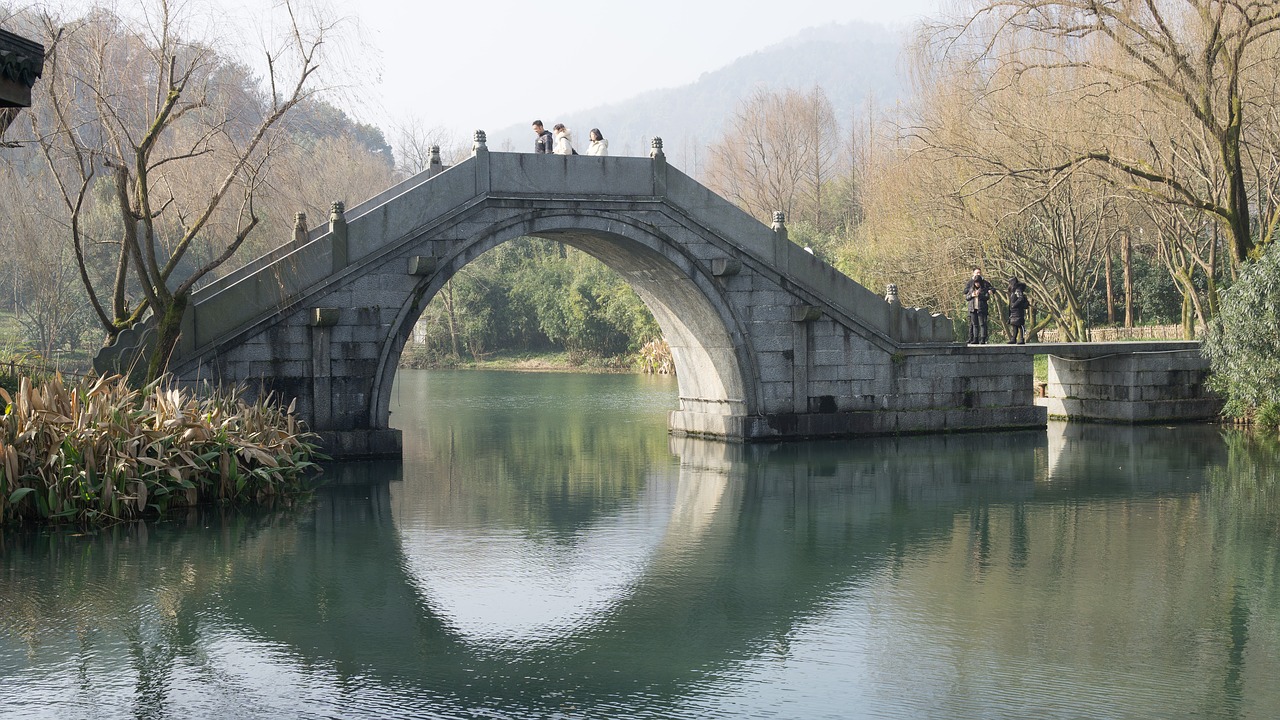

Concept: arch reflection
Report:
left=3, top=409, right=1279, bottom=718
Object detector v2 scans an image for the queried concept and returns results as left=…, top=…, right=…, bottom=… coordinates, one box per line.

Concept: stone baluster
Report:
left=428, top=144, right=443, bottom=176
left=473, top=130, right=491, bottom=192
left=293, top=212, right=308, bottom=245
left=650, top=136, right=667, bottom=195
left=330, top=201, right=348, bottom=272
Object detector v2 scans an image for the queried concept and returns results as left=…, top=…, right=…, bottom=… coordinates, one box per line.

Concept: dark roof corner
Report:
left=0, top=28, right=46, bottom=109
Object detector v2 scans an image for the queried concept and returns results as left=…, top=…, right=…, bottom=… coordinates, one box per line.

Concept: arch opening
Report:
left=371, top=213, right=756, bottom=440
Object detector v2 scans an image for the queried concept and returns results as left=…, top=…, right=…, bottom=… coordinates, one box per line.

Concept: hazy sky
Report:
left=330, top=0, right=945, bottom=140
left=26, top=0, right=945, bottom=140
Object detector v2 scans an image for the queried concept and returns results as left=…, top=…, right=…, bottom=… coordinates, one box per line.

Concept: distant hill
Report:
left=486, top=22, right=909, bottom=174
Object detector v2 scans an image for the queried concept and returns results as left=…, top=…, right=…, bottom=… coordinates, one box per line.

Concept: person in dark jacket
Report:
left=964, top=268, right=993, bottom=344
left=1008, top=280, right=1030, bottom=344
left=532, top=120, right=554, bottom=153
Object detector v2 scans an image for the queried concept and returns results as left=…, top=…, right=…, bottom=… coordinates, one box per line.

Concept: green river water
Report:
left=2, top=369, right=1279, bottom=719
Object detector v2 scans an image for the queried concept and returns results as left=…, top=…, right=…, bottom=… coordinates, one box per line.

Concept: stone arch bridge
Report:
left=96, top=136, right=1210, bottom=456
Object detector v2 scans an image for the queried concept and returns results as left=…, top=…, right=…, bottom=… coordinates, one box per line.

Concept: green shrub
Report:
left=1203, top=242, right=1280, bottom=430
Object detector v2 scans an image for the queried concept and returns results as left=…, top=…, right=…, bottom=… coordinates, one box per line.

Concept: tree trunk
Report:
left=1181, top=291, right=1193, bottom=340
left=1104, top=250, right=1115, bottom=324
left=146, top=292, right=188, bottom=383
left=444, top=280, right=460, bottom=359
left=1122, top=231, right=1134, bottom=328
left=1221, top=115, right=1253, bottom=262
left=1206, top=223, right=1220, bottom=319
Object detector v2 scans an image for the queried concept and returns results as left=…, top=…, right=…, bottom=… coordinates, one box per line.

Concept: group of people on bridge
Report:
left=528, top=118, right=1030, bottom=347
left=532, top=119, right=609, bottom=156
left=964, top=269, right=1030, bottom=345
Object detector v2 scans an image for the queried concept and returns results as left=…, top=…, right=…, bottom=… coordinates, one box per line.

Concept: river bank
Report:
left=399, top=349, right=643, bottom=374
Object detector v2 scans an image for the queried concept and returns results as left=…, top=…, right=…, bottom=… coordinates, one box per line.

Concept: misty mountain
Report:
left=486, top=21, right=910, bottom=173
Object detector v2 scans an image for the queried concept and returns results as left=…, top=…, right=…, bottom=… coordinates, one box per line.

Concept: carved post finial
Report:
left=429, top=144, right=442, bottom=168
left=472, top=130, right=487, bottom=154
left=885, top=283, right=900, bottom=306
left=771, top=211, right=788, bottom=244
left=650, top=136, right=664, bottom=159
left=293, top=212, right=308, bottom=244
left=329, top=201, right=349, bottom=271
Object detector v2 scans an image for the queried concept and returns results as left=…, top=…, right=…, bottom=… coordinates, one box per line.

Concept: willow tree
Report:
left=30, top=0, right=343, bottom=381
left=939, top=0, right=1280, bottom=263
left=878, top=25, right=1121, bottom=339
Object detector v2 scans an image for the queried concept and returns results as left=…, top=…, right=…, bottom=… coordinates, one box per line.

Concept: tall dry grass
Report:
left=0, top=374, right=321, bottom=525
left=636, top=339, right=675, bottom=375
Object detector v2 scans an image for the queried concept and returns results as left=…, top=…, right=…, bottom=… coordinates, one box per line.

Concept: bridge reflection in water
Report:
left=2, top=419, right=1278, bottom=718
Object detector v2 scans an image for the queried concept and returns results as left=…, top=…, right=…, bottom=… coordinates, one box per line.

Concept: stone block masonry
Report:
left=692, top=344, right=1046, bottom=441
left=1039, top=347, right=1222, bottom=423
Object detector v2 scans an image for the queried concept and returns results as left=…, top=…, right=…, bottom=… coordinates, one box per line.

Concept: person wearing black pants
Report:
left=964, top=269, right=993, bottom=344
left=1008, top=281, right=1030, bottom=344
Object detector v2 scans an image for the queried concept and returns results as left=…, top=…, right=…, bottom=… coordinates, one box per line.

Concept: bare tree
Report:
left=28, top=0, right=345, bottom=380
left=0, top=149, right=94, bottom=360
left=706, top=86, right=843, bottom=231
left=938, top=0, right=1280, bottom=262
left=1141, top=203, right=1223, bottom=338
left=391, top=117, right=466, bottom=176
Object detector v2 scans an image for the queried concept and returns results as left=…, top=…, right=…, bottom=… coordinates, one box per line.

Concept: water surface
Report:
left=3, top=369, right=1279, bottom=718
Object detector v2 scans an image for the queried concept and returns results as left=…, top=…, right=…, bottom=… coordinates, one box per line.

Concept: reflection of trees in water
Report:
left=879, top=426, right=1280, bottom=719
left=1206, top=431, right=1280, bottom=714
left=400, top=416, right=675, bottom=540
left=1210, top=431, right=1280, bottom=537
left=0, top=505, right=308, bottom=709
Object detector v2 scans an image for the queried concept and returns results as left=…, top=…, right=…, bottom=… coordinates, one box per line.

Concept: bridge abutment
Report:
left=671, top=345, right=1046, bottom=441
left=1040, top=347, right=1222, bottom=423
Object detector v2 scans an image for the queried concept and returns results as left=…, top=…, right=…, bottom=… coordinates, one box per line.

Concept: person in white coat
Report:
left=552, top=123, right=575, bottom=155
left=586, top=128, right=608, bottom=156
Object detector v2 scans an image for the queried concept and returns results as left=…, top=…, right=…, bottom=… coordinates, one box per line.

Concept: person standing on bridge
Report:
left=964, top=268, right=993, bottom=344
left=1008, top=280, right=1030, bottom=344
left=552, top=123, right=577, bottom=155
left=586, top=128, right=608, bottom=156
left=533, top=120, right=554, bottom=153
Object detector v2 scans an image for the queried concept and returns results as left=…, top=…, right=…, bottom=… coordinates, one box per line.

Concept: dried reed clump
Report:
left=0, top=374, right=322, bottom=525
left=636, top=338, right=675, bottom=375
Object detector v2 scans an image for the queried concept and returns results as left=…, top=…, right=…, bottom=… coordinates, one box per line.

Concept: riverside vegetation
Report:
left=0, top=374, right=321, bottom=526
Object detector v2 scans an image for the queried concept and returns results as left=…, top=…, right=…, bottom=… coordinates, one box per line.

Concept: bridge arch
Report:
left=370, top=209, right=759, bottom=433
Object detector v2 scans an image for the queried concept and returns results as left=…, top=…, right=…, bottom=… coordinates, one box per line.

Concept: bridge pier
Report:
left=1040, top=347, right=1222, bottom=423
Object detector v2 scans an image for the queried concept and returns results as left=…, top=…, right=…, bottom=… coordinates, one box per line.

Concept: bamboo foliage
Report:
left=0, top=374, right=321, bottom=525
